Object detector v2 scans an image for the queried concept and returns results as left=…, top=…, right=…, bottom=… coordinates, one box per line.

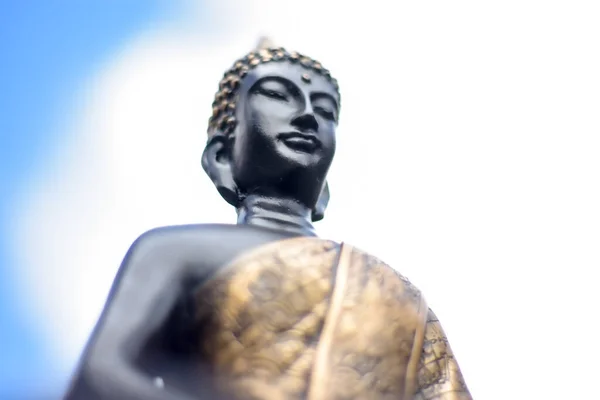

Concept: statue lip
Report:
left=278, top=131, right=321, bottom=152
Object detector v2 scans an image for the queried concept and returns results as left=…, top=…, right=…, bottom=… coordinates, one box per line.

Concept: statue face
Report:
left=231, top=62, right=340, bottom=208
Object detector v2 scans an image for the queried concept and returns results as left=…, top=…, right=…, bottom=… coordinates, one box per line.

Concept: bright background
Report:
left=1, top=1, right=599, bottom=399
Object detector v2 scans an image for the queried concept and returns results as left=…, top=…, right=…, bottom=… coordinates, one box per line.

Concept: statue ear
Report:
left=311, top=181, right=330, bottom=222
left=201, top=133, right=240, bottom=207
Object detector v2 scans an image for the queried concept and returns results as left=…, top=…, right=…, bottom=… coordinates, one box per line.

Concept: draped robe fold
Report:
left=192, top=237, right=472, bottom=400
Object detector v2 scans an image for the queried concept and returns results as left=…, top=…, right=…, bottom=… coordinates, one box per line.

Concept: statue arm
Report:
left=64, top=229, right=200, bottom=400
left=413, top=309, right=472, bottom=400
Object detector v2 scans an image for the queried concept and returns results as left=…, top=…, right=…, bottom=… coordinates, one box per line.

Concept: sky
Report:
left=0, top=1, right=185, bottom=397
left=1, top=1, right=600, bottom=399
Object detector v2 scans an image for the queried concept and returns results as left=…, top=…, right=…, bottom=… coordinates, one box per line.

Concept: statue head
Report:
left=202, top=39, right=341, bottom=222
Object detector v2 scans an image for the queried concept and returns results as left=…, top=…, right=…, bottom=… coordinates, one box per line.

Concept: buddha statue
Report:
left=64, top=39, right=472, bottom=400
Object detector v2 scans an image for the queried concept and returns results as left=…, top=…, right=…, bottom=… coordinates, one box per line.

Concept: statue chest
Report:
left=194, top=237, right=427, bottom=400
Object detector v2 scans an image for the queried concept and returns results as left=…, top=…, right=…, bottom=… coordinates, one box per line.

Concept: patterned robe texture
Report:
left=193, top=237, right=472, bottom=400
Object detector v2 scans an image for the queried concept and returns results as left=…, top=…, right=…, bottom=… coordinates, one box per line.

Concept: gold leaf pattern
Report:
left=193, top=237, right=471, bottom=400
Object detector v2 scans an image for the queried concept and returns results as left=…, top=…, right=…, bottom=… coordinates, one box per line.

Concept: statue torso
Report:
left=65, top=225, right=471, bottom=400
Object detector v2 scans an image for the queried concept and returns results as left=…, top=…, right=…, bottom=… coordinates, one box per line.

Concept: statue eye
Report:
left=315, top=106, right=335, bottom=121
left=258, top=88, right=288, bottom=101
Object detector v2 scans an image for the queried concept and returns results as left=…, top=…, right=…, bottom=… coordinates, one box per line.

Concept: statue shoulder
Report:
left=340, top=242, right=425, bottom=307
left=121, top=224, right=305, bottom=285
left=123, top=224, right=252, bottom=267
left=128, top=223, right=299, bottom=256
left=129, top=224, right=229, bottom=249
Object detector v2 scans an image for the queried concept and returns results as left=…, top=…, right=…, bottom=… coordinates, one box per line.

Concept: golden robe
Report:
left=194, top=237, right=471, bottom=400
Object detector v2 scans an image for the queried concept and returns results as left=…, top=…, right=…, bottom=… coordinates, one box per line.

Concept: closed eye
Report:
left=315, top=106, right=335, bottom=121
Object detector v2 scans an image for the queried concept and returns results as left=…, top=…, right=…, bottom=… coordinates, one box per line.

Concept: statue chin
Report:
left=62, top=40, right=471, bottom=400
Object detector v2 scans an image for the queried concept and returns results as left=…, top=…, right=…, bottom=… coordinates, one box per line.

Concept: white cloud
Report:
left=11, top=0, right=600, bottom=398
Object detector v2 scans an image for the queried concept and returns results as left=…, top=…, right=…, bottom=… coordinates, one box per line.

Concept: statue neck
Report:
left=236, top=194, right=316, bottom=236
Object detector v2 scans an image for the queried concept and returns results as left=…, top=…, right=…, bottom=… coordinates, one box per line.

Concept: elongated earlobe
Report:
left=201, top=134, right=240, bottom=207
left=312, top=182, right=330, bottom=222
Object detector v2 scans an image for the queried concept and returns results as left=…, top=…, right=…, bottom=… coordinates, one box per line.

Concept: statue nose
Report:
left=291, top=108, right=319, bottom=133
